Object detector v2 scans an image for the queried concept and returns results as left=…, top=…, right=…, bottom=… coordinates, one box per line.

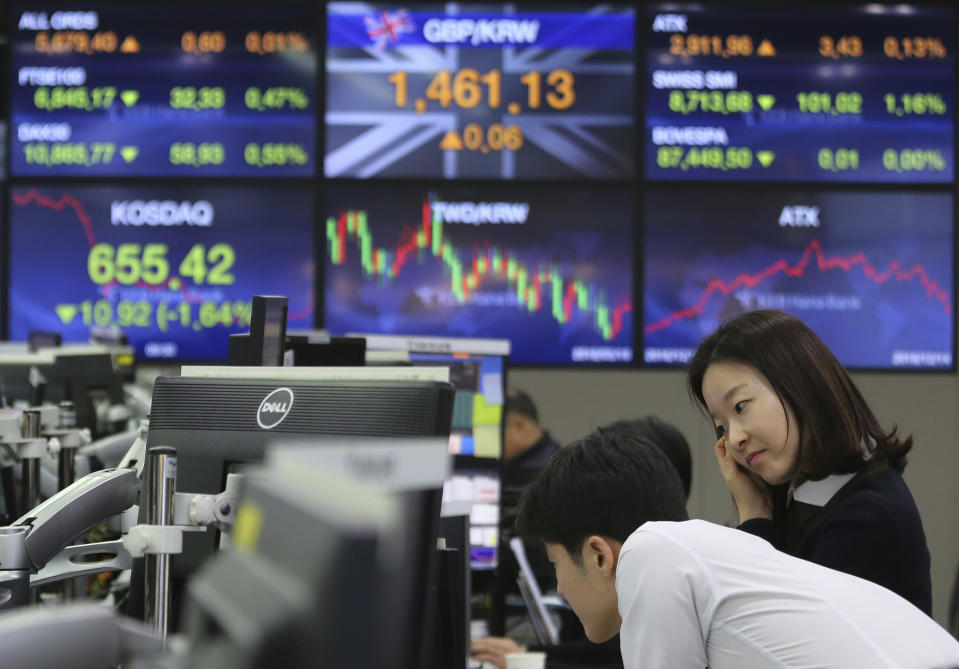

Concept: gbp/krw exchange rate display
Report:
left=8, top=186, right=314, bottom=361
left=11, top=7, right=316, bottom=176
left=646, top=5, right=954, bottom=182
left=324, top=184, right=633, bottom=364
left=326, top=4, right=634, bottom=179
left=643, top=189, right=953, bottom=370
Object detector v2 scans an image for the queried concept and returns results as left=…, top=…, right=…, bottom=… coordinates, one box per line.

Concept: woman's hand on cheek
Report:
left=715, top=437, right=773, bottom=523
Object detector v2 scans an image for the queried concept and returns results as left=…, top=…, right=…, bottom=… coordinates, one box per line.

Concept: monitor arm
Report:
left=122, top=473, right=242, bottom=558
left=0, top=458, right=239, bottom=612
left=0, top=468, right=140, bottom=609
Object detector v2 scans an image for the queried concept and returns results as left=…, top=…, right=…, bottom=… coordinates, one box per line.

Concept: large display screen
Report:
left=643, top=188, right=954, bottom=370
left=326, top=3, right=634, bottom=179
left=324, top=184, right=633, bottom=364
left=645, top=5, right=955, bottom=182
left=10, top=7, right=317, bottom=176
left=8, top=185, right=314, bottom=361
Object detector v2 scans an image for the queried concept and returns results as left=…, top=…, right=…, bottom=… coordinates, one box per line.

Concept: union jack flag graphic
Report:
left=327, top=5, right=635, bottom=179
left=364, top=9, right=415, bottom=51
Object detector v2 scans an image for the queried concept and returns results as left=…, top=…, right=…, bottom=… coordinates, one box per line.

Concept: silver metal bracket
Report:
left=32, top=539, right=132, bottom=587
left=172, top=491, right=238, bottom=532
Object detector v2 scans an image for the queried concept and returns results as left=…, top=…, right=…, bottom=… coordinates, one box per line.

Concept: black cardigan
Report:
left=739, top=458, right=932, bottom=615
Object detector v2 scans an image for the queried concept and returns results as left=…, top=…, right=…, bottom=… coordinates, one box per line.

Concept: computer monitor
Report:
left=285, top=331, right=366, bottom=367
left=356, top=334, right=508, bottom=568
left=86, top=330, right=137, bottom=383
left=438, top=501, right=473, bottom=668
left=88, top=327, right=127, bottom=347
left=228, top=296, right=290, bottom=366
left=182, top=462, right=408, bottom=668
left=53, top=351, right=127, bottom=438
left=130, top=367, right=455, bottom=643
left=253, top=296, right=288, bottom=366
left=0, top=349, right=126, bottom=435
left=356, top=333, right=509, bottom=634
left=0, top=352, right=60, bottom=408
left=27, top=332, right=62, bottom=352
left=444, top=470, right=501, bottom=571
left=260, top=438, right=452, bottom=669
left=431, top=541, right=469, bottom=668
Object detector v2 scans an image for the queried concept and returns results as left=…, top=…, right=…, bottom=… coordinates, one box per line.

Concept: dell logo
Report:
left=257, top=388, right=294, bottom=430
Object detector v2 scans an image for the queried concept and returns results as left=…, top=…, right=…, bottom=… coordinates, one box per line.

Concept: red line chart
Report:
left=645, top=239, right=951, bottom=334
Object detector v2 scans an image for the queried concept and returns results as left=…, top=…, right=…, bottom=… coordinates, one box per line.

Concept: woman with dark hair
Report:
left=687, top=309, right=932, bottom=614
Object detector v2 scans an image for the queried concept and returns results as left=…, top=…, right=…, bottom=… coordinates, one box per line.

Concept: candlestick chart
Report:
left=323, top=185, right=633, bottom=364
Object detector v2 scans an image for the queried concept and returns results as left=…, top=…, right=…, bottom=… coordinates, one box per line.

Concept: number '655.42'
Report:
left=87, top=242, right=235, bottom=286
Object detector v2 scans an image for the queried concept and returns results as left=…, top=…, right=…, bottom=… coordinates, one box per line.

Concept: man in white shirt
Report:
left=516, top=424, right=959, bottom=669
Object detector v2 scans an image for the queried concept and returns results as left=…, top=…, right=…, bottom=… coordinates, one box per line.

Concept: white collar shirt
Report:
left=789, top=471, right=856, bottom=507
left=616, top=519, right=959, bottom=669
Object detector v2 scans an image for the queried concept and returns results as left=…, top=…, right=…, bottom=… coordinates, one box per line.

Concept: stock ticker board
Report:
left=323, top=183, right=634, bottom=364
left=645, top=5, right=955, bottom=182
left=7, top=186, right=315, bottom=361
left=10, top=8, right=317, bottom=176
left=643, top=189, right=954, bottom=370
left=325, top=4, right=635, bottom=179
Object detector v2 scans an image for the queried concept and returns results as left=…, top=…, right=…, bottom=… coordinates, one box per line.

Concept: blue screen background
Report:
left=8, top=185, right=315, bottom=361
left=644, top=189, right=954, bottom=369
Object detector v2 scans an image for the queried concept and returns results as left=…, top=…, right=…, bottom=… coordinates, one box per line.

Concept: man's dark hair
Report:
left=505, top=388, right=539, bottom=423
left=687, top=309, right=912, bottom=480
left=516, top=426, right=689, bottom=563
left=607, top=416, right=692, bottom=499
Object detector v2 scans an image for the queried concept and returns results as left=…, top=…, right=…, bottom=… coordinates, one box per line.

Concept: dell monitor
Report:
left=130, top=366, right=455, bottom=661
